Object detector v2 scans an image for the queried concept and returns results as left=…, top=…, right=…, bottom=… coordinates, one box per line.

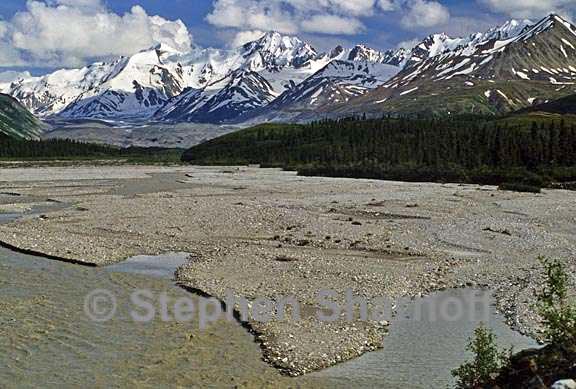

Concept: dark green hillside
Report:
left=182, top=117, right=576, bottom=186
left=520, top=94, right=576, bottom=115
left=334, top=80, right=576, bottom=118
left=0, top=93, right=41, bottom=139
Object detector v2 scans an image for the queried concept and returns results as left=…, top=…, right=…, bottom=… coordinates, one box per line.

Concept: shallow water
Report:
left=0, top=246, right=299, bottom=388
left=0, top=244, right=540, bottom=388
left=0, top=207, right=540, bottom=388
left=105, top=252, right=190, bottom=278
left=313, top=289, right=540, bottom=388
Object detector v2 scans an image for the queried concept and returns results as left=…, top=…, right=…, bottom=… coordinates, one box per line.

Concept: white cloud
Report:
left=440, top=15, right=502, bottom=36
left=206, top=0, right=453, bottom=36
left=0, top=0, right=193, bottom=68
left=283, top=0, right=378, bottom=17
left=206, top=0, right=299, bottom=34
left=206, top=0, right=372, bottom=35
left=0, top=70, right=32, bottom=83
left=401, top=0, right=450, bottom=29
left=479, top=0, right=575, bottom=19
left=378, top=0, right=399, bottom=11
left=0, top=21, right=26, bottom=67
left=327, top=0, right=377, bottom=16
left=396, top=38, right=420, bottom=50
left=301, top=14, right=366, bottom=35
left=230, top=30, right=266, bottom=48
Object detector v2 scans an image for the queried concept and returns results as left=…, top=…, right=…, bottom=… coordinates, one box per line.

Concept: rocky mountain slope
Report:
left=328, top=15, right=576, bottom=118
left=0, top=93, right=41, bottom=140
left=156, top=70, right=277, bottom=123
left=244, top=60, right=399, bottom=123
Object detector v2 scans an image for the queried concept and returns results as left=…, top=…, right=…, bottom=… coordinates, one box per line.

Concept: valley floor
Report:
left=0, top=165, right=574, bottom=377
left=41, top=119, right=240, bottom=148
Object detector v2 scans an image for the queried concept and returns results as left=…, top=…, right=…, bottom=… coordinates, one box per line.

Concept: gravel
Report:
left=0, top=165, right=574, bottom=375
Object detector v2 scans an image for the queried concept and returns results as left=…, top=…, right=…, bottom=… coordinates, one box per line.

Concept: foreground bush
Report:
left=455, top=258, right=576, bottom=388
left=537, top=258, right=576, bottom=345
left=452, top=325, right=511, bottom=388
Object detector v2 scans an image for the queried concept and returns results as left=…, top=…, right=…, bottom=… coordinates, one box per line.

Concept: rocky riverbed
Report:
left=0, top=165, right=574, bottom=376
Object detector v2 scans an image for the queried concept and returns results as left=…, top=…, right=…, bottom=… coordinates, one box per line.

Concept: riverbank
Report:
left=0, top=165, right=574, bottom=376
left=0, top=245, right=322, bottom=387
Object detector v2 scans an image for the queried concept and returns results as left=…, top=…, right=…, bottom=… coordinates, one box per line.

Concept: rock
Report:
left=552, top=380, right=576, bottom=389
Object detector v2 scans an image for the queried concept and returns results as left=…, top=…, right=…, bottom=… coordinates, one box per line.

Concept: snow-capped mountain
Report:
left=328, top=14, right=576, bottom=117
left=0, top=32, right=341, bottom=121
left=154, top=41, right=403, bottom=123
left=240, top=33, right=319, bottom=70
left=155, top=69, right=276, bottom=123
left=3, top=44, right=186, bottom=120
left=244, top=60, right=400, bottom=123
left=58, top=44, right=186, bottom=119
left=347, top=45, right=409, bottom=66
left=151, top=32, right=345, bottom=123
left=401, top=19, right=533, bottom=69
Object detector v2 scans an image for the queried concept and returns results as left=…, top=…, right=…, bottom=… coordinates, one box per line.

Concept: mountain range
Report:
left=1, top=33, right=395, bottom=124
left=331, top=15, right=576, bottom=118
left=2, top=14, right=576, bottom=131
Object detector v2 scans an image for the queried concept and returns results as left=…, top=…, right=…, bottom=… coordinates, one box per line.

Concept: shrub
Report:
left=452, top=325, right=512, bottom=388
left=498, top=182, right=541, bottom=193
left=537, top=258, right=576, bottom=345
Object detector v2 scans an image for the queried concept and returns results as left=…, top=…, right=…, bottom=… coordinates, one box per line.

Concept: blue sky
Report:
left=0, top=0, right=572, bottom=74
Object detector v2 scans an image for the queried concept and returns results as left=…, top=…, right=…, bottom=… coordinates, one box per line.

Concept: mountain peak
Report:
left=545, top=13, right=576, bottom=32
left=348, top=45, right=385, bottom=62
left=240, top=31, right=318, bottom=71
left=244, top=31, right=315, bottom=53
left=513, top=13, right=576, bottom=41
left=492, top=19, right=533, bottom=39
left=547, top=13, right=567, bottom=22
left=535, top=13, right=573, bottom=28
left=330, top=45, right=345, bottom=59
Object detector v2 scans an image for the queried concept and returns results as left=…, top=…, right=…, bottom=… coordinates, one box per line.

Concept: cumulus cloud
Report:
left=396, top=38, right=420, bottom=50
left=281, top=0, right=378, bottom=17
left=479, top=0, right=575, bottom=19
left=230, top=30, right=266, bottom=48
left=401, top=0, right=450, bottom=29
left=301, top=14, right=366, bottom=34
left=0, top=70, right=32, bottom=83
left=206, top=0, right=373, bottom=35
left=206, top=0, right=299, bottom=33
left=378, top=0, right=399, bottom=11
left=206, top=0, right=452, bottom=36
left=0, top=0, right=193, bottom=68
